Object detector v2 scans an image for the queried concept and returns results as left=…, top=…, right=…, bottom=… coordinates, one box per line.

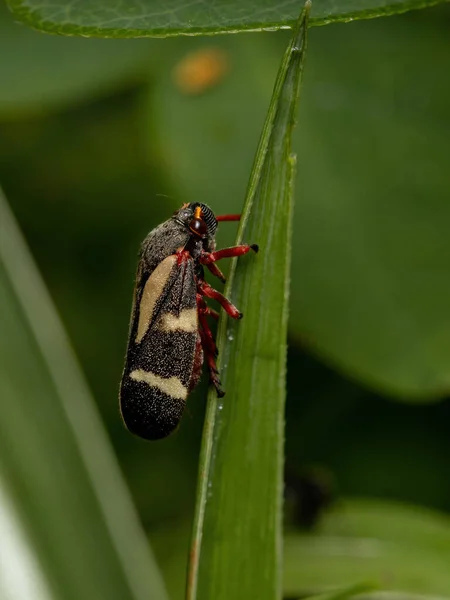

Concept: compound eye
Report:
left=189, top=217, right=207, bottom=237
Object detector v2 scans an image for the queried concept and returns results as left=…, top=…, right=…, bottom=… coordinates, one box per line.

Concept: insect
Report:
left=120, top=202, right=258, bottom=440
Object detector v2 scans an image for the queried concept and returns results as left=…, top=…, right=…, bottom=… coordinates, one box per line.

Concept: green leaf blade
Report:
left=5, top=0, right=448, bottom=37
left=149, top=8, right=450, bottom=398
left=187, top=4, right=310, bottom=600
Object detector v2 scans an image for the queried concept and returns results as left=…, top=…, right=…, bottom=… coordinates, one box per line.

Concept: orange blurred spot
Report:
left=173, top=47, right=230, bottom=95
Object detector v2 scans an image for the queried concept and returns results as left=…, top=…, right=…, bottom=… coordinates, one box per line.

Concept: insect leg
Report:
left=196, top=293, right=224, bottom=396
left=198, top=321, right=224, bottom=397
left=202, top=337, right=224, bottom=397
left=197, top=294, right=218, bottom=356
left=197, top=280, right=242, bottom=319
left=200, top=243, right=259, bottom=266
left=216, top=214, right=241, bottom=222
left=205, top=261, right=226, bottom=283
left=197, top=294, right=220, bottom=320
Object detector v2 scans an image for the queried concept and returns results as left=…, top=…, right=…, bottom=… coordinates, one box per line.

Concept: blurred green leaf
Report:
left=284, top=499, right=450, bottom=596
left=0, top=187, right=168, bottom=600
left=0, top=2, right=156, bottom=117
left=355, top=594, right=450, bottom=600
left=304, top=582, right=377, bottom=600
left=187, top=4, right=310, bottom=600
left=317, top=498, right=450, bottom=553
left=150, top=6, right=450, bottom=398
left=5, top=0, right=448, bottom=37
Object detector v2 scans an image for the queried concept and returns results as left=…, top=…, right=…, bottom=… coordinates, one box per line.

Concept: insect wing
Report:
left=120, top=254, right=198, bottom=440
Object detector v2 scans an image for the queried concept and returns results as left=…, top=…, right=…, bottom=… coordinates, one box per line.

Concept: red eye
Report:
left=190, top=218, right=207, bottom=236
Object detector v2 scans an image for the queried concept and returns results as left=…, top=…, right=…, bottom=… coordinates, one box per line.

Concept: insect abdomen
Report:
left=120, top=255, right=198, bottom=440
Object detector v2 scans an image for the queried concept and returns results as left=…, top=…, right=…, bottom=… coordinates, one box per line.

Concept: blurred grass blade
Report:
left=187, top=3, right=310, bottom=600
left=0, top=482, right=52, bottom=600
left=0, top=186, right=168, bottom=600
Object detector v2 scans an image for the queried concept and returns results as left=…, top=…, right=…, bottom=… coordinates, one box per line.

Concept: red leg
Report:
left=176, top=248, right=192, bottom=265
left=199, top=328, right=225, bottom=398
left=197, top=303, right=224, bottom=396
left=197, top=298, right=218, bottom=357
left=200, top=330, right=224, bottom=397
left=216, top=214, right=241, bottom=222
left=206, top=261, right=226, bottom=283
left=200, top=244, right=258, bottom=265
left=206, top=307, right=220, bottom=320
left=198, top=280, right=242, bottom=319
left=196, top=294, right=219, bottom=320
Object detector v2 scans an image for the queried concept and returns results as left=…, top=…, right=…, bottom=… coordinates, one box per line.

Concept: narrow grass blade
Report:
left=0, top=187, right=168, bottom=600
left=187, top=3, right=310, bottom=599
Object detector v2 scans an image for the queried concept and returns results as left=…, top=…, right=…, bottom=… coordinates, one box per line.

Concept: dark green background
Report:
left=1, top=2, right=450, bottom=596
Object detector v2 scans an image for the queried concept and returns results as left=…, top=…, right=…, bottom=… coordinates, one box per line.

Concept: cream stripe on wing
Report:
left=135, top=255, right=177, bottom=343
left=157, top=308, right=197, bottom=333
left=129, top=369, right=188, bottom=400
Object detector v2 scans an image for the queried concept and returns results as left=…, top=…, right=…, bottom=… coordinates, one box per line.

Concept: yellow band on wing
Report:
left=135, top=255, right=177, bottom=343
left=129, top=369, right=188, bottom=400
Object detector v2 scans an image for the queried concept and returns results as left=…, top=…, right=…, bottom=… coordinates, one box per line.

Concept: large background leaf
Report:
left=5, top=0, right=448, bottom=37
left=0, top=2, right=157, bottom=116
left=150, top=7, right=450, bottom=398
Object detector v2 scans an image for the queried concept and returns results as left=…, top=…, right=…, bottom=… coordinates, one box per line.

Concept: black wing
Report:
left=120, top=254, right=198, bottom=440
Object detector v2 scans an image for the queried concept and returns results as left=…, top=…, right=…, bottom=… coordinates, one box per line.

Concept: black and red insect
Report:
left=119, top=202, right=257, bottom=440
